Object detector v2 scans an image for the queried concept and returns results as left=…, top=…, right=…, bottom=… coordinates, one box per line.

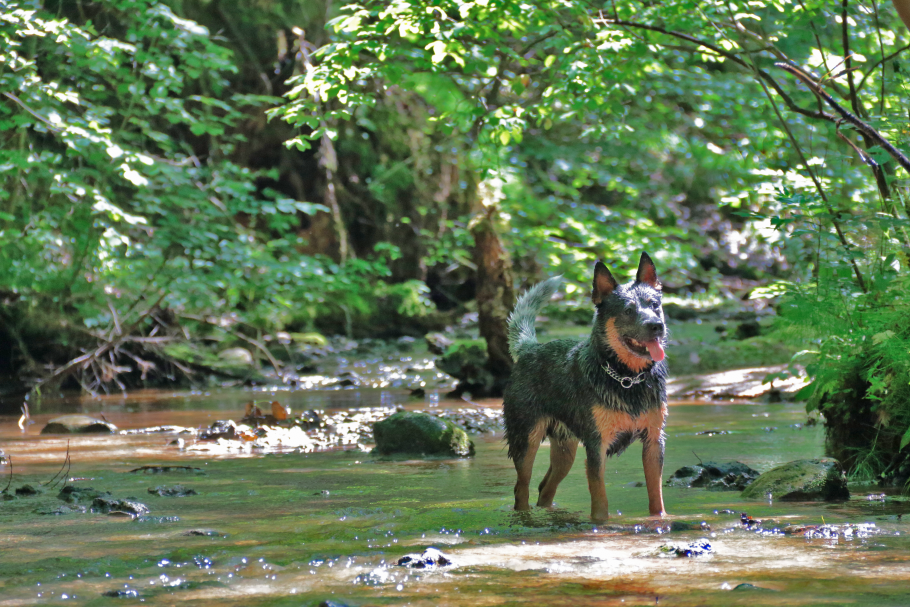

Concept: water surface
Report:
left=1, top=389, right=909, bottom=606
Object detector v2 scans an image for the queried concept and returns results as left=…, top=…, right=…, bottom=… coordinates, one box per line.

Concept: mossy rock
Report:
left=162, top=343, right=267, bottom=381
left=373, top=412, right=474, bottom=457
left=217, top=347, right=254, bottom=366
left=289, top=332, right=328, bottom=346
left=741, top=458, right=849, bottom=501
left=435, top=342, right=496, bottom=396
left=41, top=415, right=117, bottom=434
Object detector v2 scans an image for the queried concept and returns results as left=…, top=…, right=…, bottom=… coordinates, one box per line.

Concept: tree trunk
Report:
left=470, top=205, right=515, bottom=392
left=894, top=0, right=910, bottom=32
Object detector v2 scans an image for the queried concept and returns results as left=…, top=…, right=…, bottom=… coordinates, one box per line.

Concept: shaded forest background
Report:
left=1, top=1, right=910, bottom=480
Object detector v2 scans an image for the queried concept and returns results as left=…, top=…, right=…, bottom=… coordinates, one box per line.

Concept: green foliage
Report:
left=771, top=267, right=910, bottom=480
left=749, top=187, right=910, bottom=480
left=0, top=1, right=296, bottom=319
left=0, top=0, right=430, bottom=389
left=4, top=0, right=910, bottom=413
left=270, top=0, right=910, bottom=298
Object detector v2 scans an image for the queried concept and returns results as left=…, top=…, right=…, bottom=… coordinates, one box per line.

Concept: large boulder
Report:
left=425, top=332, right=454, bottom=355
left=435, top=342, right=497, bottom=396
left=41, top=415, right=117, bottom=434
left=741, top=458, right=849, bottom=501
left=217, top=347, right=254, bottom=366
left=666, top=461, right=759, bottom=491
left=373, top=412, right=474, bottom=457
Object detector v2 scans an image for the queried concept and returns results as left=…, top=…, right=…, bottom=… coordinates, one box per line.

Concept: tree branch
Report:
left=28, top=290, right=170, bottom=396
left=2, top=93, right=62, bottom=132
left=856, top=43, right=910, bottom=95
left=594, top=17, right=837, bottom=124
left=775, top=62, right=910, bottom=173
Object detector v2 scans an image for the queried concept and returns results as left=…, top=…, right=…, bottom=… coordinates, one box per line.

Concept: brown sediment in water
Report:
left=0, top=388, right=907, bottom=606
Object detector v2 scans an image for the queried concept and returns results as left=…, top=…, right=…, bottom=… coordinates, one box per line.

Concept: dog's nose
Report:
left=643, top=320, right=665, bottom=337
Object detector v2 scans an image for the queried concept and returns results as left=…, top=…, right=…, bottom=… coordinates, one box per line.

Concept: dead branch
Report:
left=28, top=291, right=169, bottom=397
left=178, top=313, right=292, bottom=384
left=42, top=441, right=70, bottom=489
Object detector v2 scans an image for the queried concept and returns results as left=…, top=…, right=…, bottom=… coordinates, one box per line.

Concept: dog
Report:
left=503, top=252, right=668, bottom=521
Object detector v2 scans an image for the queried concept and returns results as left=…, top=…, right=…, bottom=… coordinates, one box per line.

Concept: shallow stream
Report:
left=2, top=387, right=910, bottom=606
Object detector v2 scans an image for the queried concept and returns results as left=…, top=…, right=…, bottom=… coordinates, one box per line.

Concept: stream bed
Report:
left=2, top=387, right=910, bottom=606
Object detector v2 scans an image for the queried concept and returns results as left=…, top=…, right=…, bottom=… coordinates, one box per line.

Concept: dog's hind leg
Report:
left=537, top=432, right=578, bottom=508
left=512, top=419, right=548, bottom=512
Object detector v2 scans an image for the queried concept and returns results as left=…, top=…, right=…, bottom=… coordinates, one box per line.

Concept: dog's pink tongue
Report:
left=645, top=340, right=665, bottom=362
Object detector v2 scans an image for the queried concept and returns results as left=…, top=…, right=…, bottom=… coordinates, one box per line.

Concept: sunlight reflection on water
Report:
left=1, top=390, right=909, bottom=606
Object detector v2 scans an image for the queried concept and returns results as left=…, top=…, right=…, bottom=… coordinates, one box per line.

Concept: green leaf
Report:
left=901, top=426, right=910, bottom=451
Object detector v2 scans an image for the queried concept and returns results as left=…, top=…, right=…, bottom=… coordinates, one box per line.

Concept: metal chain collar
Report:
left=602, top=361, right=646, bottom=389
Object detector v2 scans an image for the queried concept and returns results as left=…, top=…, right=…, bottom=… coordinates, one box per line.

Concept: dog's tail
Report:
left=508, top=276, right=562, bottom=361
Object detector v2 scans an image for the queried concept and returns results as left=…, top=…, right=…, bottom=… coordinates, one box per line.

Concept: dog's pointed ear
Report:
left=636, top=252, right=661, bottom=290
left=592, top=261, right=618, bottom=304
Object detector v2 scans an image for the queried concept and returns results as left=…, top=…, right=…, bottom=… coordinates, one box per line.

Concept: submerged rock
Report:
left=200, top=419, right=237, bottom=440
left=658, top=539, right=713, bottom=557
left=182, top=529, right=223, bottom=537
left=373, top=411, right=474, bottom=457
left=148, top=485, right=197, bottom=497
left=134, top=515, right=180, bottom=523
left=120, top=425, right=196, bottom=436
left=435, top=407, right=503, bottom=434
left=15, top=484, right=40, bottom=496
left=58, top=485, right=110, bottom=504
left=129, top=465, right=205, bottom=474
left=36, top=504, right=87, bottom=515
left=732, top=583, right=776, bottom=592
left=397, top=547, right=453, bottom=568
left=741, top=458, right=849, bottom=501
left=91, top=497, right=149, bottom=516
left=41, top=415, right=117, bottom=434
left=782, top=523, right=878, bottom=539
left=102, top=589, right=140, bottom=598
left=666, top=461, right=760, bottom=491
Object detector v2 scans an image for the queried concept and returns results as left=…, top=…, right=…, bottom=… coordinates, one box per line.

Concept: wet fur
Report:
left=503, top=253, right=669, bottom=521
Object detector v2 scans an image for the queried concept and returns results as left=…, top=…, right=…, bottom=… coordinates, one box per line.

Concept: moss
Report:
left=741, top=458, right=849, bottom=501
left=436, top=342, right=498, bottom=396
left=373, top=411, right=475, bottom=457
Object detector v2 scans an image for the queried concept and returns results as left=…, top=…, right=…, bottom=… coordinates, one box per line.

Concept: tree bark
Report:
left=470, top=205, right=515, bottom=389
left=894, top=0, right=910, bottom=32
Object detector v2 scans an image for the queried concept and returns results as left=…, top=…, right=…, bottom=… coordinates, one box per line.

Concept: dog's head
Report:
left=591, top=252, right=667, bottom=372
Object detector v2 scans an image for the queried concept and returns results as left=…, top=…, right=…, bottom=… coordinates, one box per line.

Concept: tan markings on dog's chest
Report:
left=592, top=402, right=668, bottom=446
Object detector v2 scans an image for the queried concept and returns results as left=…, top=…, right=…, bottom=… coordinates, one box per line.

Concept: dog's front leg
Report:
left=642, top=439, right=665, bottom=516
left=641, top=406, right=668, bottom=516
left=585, top=444, right=610, bottom=521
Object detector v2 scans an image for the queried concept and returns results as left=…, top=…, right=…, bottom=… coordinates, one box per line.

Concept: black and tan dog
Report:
left=503, top=253, right=668, bottom=521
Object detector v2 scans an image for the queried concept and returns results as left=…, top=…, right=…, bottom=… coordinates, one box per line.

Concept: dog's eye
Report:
left=624, top=306, right=636, bottom=318
left=651, top=299, right=661, bottom=309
